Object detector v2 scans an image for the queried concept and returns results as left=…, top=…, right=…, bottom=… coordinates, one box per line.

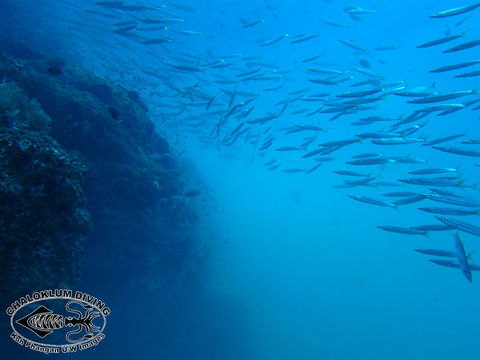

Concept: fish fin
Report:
left=468, top=252, right=475, bottom=260
left=424, top=231, right=430, bottom=239
left=473, top=88, right=478, bottom=95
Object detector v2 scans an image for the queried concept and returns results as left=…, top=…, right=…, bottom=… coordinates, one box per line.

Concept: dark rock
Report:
left=47, top=66, right=63, bottom=75
left=108, top=106, right=119, bottom=119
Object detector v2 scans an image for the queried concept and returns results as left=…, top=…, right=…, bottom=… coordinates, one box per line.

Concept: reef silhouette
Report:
left=0, top=39, right=199, bottom=307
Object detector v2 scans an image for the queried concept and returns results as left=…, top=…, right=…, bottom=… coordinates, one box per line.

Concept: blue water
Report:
left=2, top=0, right=480, bottom=358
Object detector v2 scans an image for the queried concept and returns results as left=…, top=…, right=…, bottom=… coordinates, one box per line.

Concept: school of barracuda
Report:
left=82, top=1, right=480, bottom=282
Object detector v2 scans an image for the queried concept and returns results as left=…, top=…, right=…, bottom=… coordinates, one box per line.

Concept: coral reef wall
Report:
left=0, top=40, right=198, bottom=306
left=0, top=79, right=90, bottom=299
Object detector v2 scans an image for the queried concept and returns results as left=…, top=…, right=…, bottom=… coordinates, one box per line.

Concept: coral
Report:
left=0, top=80, right=51, bottom=132
left=0, top=44, right=199, bottom=302
left=0, top=129, right=90, bottom=298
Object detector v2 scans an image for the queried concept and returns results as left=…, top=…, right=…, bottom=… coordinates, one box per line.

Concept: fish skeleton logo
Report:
left=6, top=289, right=110, bottom=354
left=16, top=302, right=101, bottom=341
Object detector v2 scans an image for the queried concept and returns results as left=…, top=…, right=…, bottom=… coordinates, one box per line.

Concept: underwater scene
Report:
left=1, top=0, right=480, bottom=358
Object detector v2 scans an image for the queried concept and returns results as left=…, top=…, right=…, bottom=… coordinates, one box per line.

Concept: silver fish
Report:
left=348, top=195, right=396, bottom=209
left=430, top=3, right=480, bottom=18
left=377, top=225, right=426, bottom=235
left=436, top=216, right=480, bottom=237
left=419, top=207, right=480, bottom=216
left=454, top=232, right=472, bottom=282
left=414, top=249, right=456, bottom=257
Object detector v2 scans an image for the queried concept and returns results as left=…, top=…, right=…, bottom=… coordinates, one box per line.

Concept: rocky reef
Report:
left=0, top=80, right=90, bottom=297
left=0, top=41, right=198, bottom=305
